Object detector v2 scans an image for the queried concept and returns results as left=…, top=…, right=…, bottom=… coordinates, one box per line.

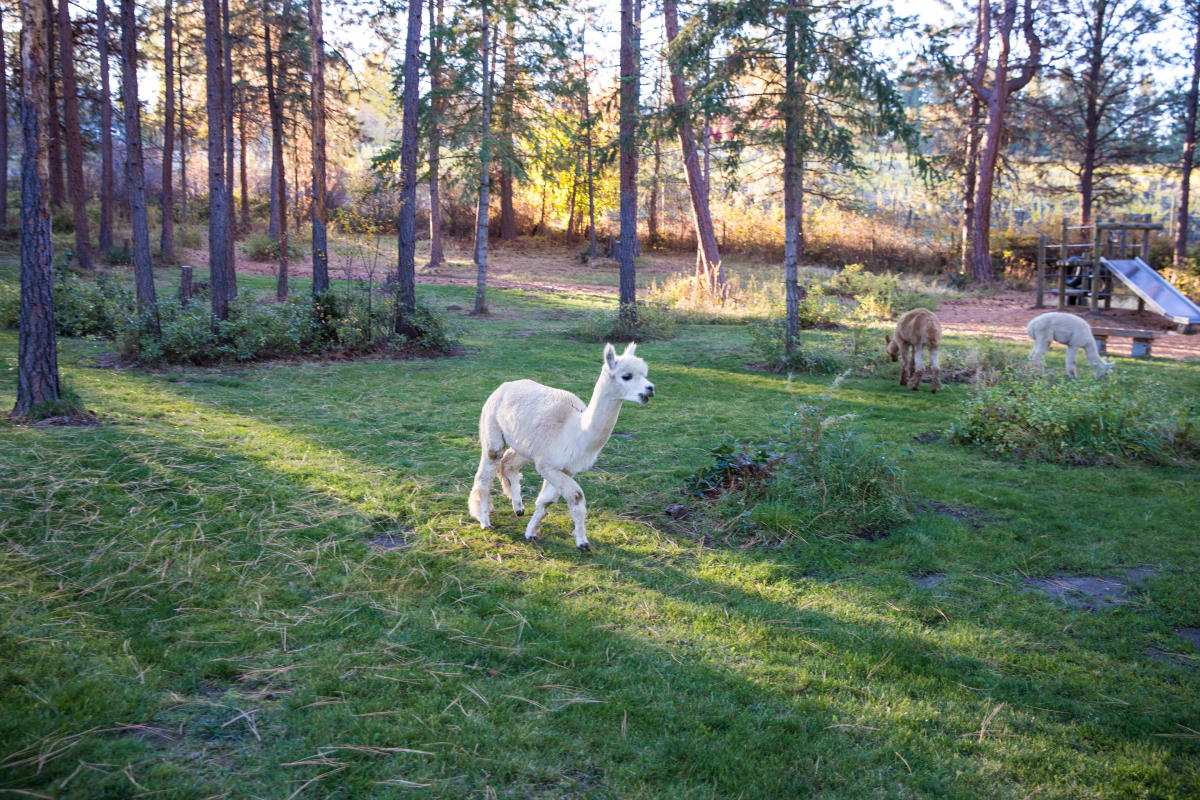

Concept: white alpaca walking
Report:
left=468, top=342, right=654, bottom=551
left=1026, top=311, right=1113, bottom=379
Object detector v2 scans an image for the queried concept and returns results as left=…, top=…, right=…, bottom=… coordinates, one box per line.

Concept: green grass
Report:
left=1, top=264, right=1198, bottom=798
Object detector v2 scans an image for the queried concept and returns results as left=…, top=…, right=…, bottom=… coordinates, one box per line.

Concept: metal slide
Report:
left=1099, top=257, right=1200, bottom=327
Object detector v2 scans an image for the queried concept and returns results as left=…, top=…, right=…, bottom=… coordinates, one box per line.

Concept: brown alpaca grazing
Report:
left=885, top=308, right=942, bottom=392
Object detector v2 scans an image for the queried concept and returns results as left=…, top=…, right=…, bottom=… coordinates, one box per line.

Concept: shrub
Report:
left=0, top=281, right=17, bottom=329
left=951, top=371, right=1199, bottom=465
left=242, top=232, right=295, bottom=262
left=935, top=336, right=1025, bottom=386
left=175, top=225, right=204, bottom=250
left=51, top=211, right=75, bottom=233
left=569, top=303, right=677, bottom=342
left=53, top=270, right=136, bottom=337
left=688, top=376, right=909, bottom=542
left=749, top=317, right=850, bottom=374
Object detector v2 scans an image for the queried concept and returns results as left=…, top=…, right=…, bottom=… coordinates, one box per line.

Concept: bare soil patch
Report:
left=1024, top=567, right=1157, bottom=610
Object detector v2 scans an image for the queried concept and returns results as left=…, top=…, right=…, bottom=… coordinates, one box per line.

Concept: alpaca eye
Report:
left=621, top=373, right=633, bottom=381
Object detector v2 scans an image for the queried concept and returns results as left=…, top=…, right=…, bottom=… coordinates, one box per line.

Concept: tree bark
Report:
left=663, top=0, right=724, bottom=295
left=966, top=0, right=1041, bottom=283
left=0, top=9, right=7, bottom=229
left=160, top=0, right=175, bottom=260
left=427, top=0, right=445, bottom=267
left=309, top=0, right=329, bottom=295
left=98, top=0, right=113, bottom=252
left=617, top=0, right=640, bottom=327
left=14, top=0, right=62, bottom=418
left=204, top=0, right=230, bottom=322
left=960, top=96, right=981, bottom=275
left=1176, top=4, right=1200, bottom=269
left=783, top=0, right=804, bottom=356
left=395, top=0, right=422, bottom=331
left=239, top=106, right=249, bottom=231
left=565, top=144, right=579, bottom=243
left=222, top=0, right=236, bottom=296
left=498, top=16, right=517, bottom=241
left=57, top=0, right=93, bottom=269
left=584, top=41, right=597, bottom=259
left=178, top=19, right=188, bottom=223
left=121, top=0, right=159, bottom=334
left=473, top=0, right=493, bottom=314
left=265, top=14, right=287, bottom=299
left=45, top=0, right=64, bottom=212
left=1078, top=0, right=1107, bottom=226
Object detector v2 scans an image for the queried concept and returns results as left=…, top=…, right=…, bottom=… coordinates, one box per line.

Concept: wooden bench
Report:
left=1090, top=327, right=1159, bottom=358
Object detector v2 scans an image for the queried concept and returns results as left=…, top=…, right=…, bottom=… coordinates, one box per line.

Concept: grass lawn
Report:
left=1, top=264, right=1198, bottom=799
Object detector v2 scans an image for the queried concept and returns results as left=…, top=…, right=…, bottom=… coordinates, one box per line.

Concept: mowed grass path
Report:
left=1, top=276, right=1198, bottom=799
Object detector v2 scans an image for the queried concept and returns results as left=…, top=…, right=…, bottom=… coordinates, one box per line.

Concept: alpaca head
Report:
left=884, top=334, right=900, bottom=362
left=1095, top=357, right=1114, bottom=379
left=603, top=342, right=655, bottom=404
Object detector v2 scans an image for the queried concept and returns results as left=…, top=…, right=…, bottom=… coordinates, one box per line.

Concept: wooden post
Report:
left=179, top=265, right=193, bottom=306
left=1138, top=217, right=1150, bottom=311
left=1090, top=223, right=1102, bottom=315
left=1036, top=233, right=1046, bottom=307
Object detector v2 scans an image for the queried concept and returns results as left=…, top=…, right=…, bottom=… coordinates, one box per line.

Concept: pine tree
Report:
left=121, top=0, right=160, bottom=334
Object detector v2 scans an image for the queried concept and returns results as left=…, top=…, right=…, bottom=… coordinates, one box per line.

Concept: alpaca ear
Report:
left=624, top=342, right=637, bottom=356
left=604, top=343, right=617, bottom=369
left=884, top=335, right=891, bottom=344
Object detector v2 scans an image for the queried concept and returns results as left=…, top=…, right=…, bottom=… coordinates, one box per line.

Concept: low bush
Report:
left=53, top=270, right=136, bottom=337
left=175, top=225, right=204, bottom=250
left=0, top=281, right=17, bottom=328
left=951, top=371, right=1199, bottom=465
left=688, top=377, right=909, bottom=542
left=936, top=336, right=1025, bottom=385
left=749, top=315, right=858, bottom=375
left=242, top=232, right=296, bottom=262
left=569, top=303, right=677, bottom=342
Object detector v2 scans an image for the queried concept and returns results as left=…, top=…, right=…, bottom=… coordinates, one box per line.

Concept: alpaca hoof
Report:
left=577, top=542, right=591, bottom=553
left=515, top=509, right=525, bottom=517
left=525, top=533, right=539, bottom=542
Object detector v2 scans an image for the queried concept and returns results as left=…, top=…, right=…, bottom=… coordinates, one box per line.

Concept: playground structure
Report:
left=1035, top=218, right=1200, bottom=333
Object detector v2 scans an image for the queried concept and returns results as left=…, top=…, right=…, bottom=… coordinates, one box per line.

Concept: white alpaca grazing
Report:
left=1026, top=311, right=1113, bottom=379
left=468, top=343, right=654, bottom=551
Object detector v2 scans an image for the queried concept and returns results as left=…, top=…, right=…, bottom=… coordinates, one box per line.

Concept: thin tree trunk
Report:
left=239, top=107, right=249, bottom=231
left=0, top=9, right=7, bottom=229
left=1078, top=0, right=1106, bottom=227
left=309, top=0, right=329, bottom=295
left=394, top=0, right=422, bottom=332
left=98, top=0, right=113, bottom=252
left=45, top=0, right=64, bottom=211
left=617, top=0, right=640, bottom=326
left=160, top=0, right=175, bottom=259
left=427, top=0, right=445, bottom=267
left=178, top=17, right=188, bottom=224
left=565, top=144, right=579, bottom=244
left=14, top=0, right=61, bottom=417
left=222, top=0, right=236, bottom=296
left=1176, top=5, right=1200, bottom=269
left=783, top=0, right=803, bottom=355
left=204, top=0, right=229, bottom=322
left=121, top=0, right=159, bottom=334
left=265, top=16, right=287, bottom=298
left=57, top=0, right=93, bottom=269
left=473, top=0, right=492, bottom=314
left=498, top=15, right=517, bottom=240
left=584, top=43, right=597, bottom=259
left=960, top=97, right=981, bottom=275
left=664, top=0, right=723, bottom=295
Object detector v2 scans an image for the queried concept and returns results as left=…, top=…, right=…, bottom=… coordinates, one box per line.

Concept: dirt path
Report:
left=182, top=242, right=1200, bottom=361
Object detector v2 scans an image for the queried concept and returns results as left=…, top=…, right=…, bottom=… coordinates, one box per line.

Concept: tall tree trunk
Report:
left=222, top=0, right=236, bottom=296
left=427, top=0, right=445, bottom=267
left=583, top=39, right=597, bottom=260
left=394, top=0, right=422, bottom=332
left=309, top=0, right=329, bottom=296
left=960, top=96, right=981, bottom=275
left=57, top=0, right=93, bottom=269
left=265, top=15, right=288, bottom=298
left=45, top=0, right=64, bottom=212
left=1078, top=0, right=1106, bottom=226
left=565, top=144, right=579, bottom=244
left=204, top=0, right=229, bottom=322
left=1176, top=5, right=1200, bottom=270
left=14, top=0, right=61, bottom=418
left=498, top=16, right=517, bottom=240
left=783, top=0, right=804, bottom=356
left=178, top=16, right=188, bottom=224
left=967, top=0, right=1041, bottom=283
left=617, top=0, right=640, bottom=326
left=160, top=0, right=175, bottom=260
left=239, top=107, right=249, bottom=230
left=664, top=0, right=724, bottom=295
left=473, top=0, right=492, bottom=314
left=97, top=0, right=113, bottom=252
left=0, top=9, right=7, bottom=229
left=121, top=0, right=159, bottom=334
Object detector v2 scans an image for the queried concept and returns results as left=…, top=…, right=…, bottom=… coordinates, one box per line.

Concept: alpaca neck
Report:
left=579, top=374, right=623, bottom=450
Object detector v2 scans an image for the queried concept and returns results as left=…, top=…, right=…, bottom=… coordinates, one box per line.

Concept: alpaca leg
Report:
left=524, top=479, right=560, bottom=541
left=929, top=347, right=942, bottom=393
left=899, top=342, right=911, bottom=386
left=469, top=450, right=501, bottom=529
left=1028, top=337, right=1048, bottom=370
left=539, top=466, right=590, bottom=551
left=499, top=449, right=531, bottom=515
left=909, top=347, right=924, bottom=391
left=1065, top=346, right=1078, bottom=379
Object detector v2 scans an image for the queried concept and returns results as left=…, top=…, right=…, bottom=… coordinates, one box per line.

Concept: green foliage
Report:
left=175, top=225, right=204, bottom=250
left=51, top=211, right=75, bottom=233
left=568, top=303, right=677, bottom=342
left=28, top=386, right=87, bottom=421
left=689, top=378, right=909, bottom=541
left=749, top=318, right=852, bottom=374
left=52, top=270, right=136, bottom=338
left=952, top=371, right=1199, bottom=465
left=0, top=281, right=17, bottom=329
left=241, top=232, right=296, bottom=262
